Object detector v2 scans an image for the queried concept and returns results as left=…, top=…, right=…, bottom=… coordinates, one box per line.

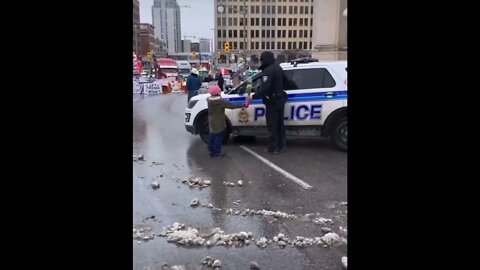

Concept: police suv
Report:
left=185, top=59, right=347, bottom=151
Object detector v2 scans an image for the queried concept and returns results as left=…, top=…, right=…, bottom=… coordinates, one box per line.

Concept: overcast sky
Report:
left=140, top=0, right=214, bottom=41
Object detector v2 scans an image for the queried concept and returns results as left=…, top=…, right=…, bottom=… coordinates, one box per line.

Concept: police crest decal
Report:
left=238, top=108, right=249, bottom=123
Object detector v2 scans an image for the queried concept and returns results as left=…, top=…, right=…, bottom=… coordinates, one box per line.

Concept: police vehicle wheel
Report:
left=197, top=115, right=231, bottom=145
left=198, top=115, right=210, bottom=144
left=330, top=116, right=347, bottom=151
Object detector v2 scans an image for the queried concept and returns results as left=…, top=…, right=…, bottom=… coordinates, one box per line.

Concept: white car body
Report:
left=185, top=60, right=348, bottom=150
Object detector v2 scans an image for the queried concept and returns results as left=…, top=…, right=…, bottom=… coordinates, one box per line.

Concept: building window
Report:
left=222, top=17, right=226, bottom=25
left=267, top=30, right=270, bottom=38
left=294, top=6, right=298, bottom=14
left=282, top=42, right=286, bottom=49
left=262, top=5, right=265, bottom=14
left=283, top=18, right=286, bottom=25
left=251, top=42, right=255, bottom=49
left=299, top=42, right=303, bottom=49
left=256, top=42, right=259, bottom=49
left=240, top=29, right=244, bottom=38
left=251, top=18, right=255, bottom=25
left=289, top=6, right=293, bottom=14
left=283, top=6, right=287, bottom=13
left=266, top=42, right=270, bottom=49
left=267, top=6, right=271, bottom=14
left=256, top=18, right=260, bottom=25
left=311, top=18, right=313, bottom=26
left=234, top=30, right=238, bottom=37
left=234, top=18, right=238, bottom=26
left=233, top=42, right=237, bottom=49
left=262, top=42, right=265, bottom=49
left=251, top=30, right=255, bottom=37
left=271, top=42, right=275, bottom=49
left=293, top=30, right=297, bottom=38
left=272, top=30, right=275, bottom=38
left=299, top=30, right=303, bottom=38
left=218, top=30, right=222, bottom=38
left=283, top=30, right=286, bottom=38
left=240, top=42, right=244, bottom=49
left=300, top=6, right=304, bottom=14
left=256, top=6, right=260, bottom=13
left=256, top=30, right=260, bottom=37
left=299, top=18, right=303, bottom=26
left=278, top=18, right=282, bottom=25
left=303, top=42, right=308, bottom=49
left=311, top=6, right=313, bottom=14
left=229, top=18, right=233, bottom=26
left=277, top=30, right=282, bottom=37
left=288, top=42, right=292, bottom=50
left=293, top=18, right=297, bottom=26
left=272, top=5, right=276, bottom=14
left=310, top=30, right=312, bottom=37
left=288, top=30, right=292, bottom=38
left=217, top=18, right=221, bottom=26
left=289, top=18, right=293, bottom=26
left=305, top=6, right=309, bottom=14
left=309, top=42, right=312, bottom=49
left=272, top=18, right=275, bottom=26
left=277, top=42, right=281, bottom=49
left=262, top=18, right=265, bottom=26
left=229, top=30, right=233, bottom=37
left=251, top=6, right=255, bottom=13
left=223, top=30, right=227, bottom=38
left=305, top=18, right=308, bottom=26
left=303, top=30, right=308, bottom=37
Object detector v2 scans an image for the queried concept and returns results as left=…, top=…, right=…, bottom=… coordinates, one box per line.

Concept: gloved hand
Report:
left=243, top=102, right=250, bottom=108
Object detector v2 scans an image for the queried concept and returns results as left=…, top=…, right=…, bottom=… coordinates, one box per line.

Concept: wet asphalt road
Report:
left=133, top=93, right=347, bottom=270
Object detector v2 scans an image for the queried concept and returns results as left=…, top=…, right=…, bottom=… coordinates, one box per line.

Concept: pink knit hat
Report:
left=208, top=85, right=221, bottom=96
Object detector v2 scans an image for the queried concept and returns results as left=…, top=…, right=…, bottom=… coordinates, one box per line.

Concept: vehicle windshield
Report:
left=161, top=68, right=178, bottom=73
left=225, top=72, right=263, bottom=95
left=179, top=69, right=190, bottom=75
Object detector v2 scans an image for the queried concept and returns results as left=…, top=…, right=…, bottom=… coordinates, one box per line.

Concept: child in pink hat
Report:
left=207, top=85, right=249, bottom=158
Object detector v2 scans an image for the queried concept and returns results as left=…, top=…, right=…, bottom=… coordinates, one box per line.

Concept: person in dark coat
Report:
left=247, top=51, right=287, bottom=154
left=186, top=68, right=202, bottom=102
left=217, top=73, right=225, bottom=91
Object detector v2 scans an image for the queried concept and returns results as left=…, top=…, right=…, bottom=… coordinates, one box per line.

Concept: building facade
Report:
left=152, top=0, right=182, bottom=54
left=140, top=23, right=156, bottom=56
left=214, top=0, right=314, bottom=57
left=199, top=38, right=211, bottom=53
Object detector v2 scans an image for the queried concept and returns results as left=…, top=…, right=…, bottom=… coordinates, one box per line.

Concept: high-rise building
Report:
left=133, top=0, right=140, bottom=53
left=199, top=38, right=211, bottom=53
left=214, top=0, right=314, bottom=57
left=182, top=39, right=192, bottom=53
left=152, top=0, right=182, bottom=54
left=140, top=23, right=156, bottom=56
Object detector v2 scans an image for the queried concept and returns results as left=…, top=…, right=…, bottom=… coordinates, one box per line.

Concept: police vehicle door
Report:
left=283, top=66, right=343, bottom=126
left=226, top=76, right=266, bottom=127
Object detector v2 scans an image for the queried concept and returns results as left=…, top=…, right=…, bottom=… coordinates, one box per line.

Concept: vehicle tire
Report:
left=330, top=116, right=347, bottom=151
left=197, top=115, right=231, bottom=145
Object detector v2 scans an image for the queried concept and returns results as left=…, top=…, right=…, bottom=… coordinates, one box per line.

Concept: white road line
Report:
left=239, top=145, right=313, bottom=190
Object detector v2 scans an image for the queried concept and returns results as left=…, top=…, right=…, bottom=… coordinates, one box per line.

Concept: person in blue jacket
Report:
left=186, top=68, right=202, bottom=103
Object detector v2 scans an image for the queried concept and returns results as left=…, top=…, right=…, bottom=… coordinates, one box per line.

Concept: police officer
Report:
left=247, top=51, right=287, bottom=154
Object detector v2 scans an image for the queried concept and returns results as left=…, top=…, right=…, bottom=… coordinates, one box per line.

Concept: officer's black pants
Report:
left=265, top=103, right=286, bottom=151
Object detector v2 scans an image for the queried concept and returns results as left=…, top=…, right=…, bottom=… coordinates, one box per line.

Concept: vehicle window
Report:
left=161, top=68, right=178, bottom=73
left=283, top=68, right=336, bottom=90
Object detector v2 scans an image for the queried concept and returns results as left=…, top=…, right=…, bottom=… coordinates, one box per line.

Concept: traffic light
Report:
left=224, top=42, right=230, bottom=52
left=191, top=52, right=197, bottom=59
left=147, top=51, right=153, bottom=60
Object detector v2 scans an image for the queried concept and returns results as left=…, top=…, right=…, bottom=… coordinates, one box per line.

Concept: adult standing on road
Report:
left=217, top=73, right=224, bottom=92
left=186, top=68, right=202, bottom=103
left=247, top=51, right=287, bottom=154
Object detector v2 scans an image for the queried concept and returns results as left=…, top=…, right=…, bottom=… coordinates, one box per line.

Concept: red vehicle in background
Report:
left=157, top=58, right=179, bottom=79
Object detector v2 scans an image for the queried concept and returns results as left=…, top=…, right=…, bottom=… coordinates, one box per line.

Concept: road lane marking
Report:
left=239, top=145, right=313, bottom=189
